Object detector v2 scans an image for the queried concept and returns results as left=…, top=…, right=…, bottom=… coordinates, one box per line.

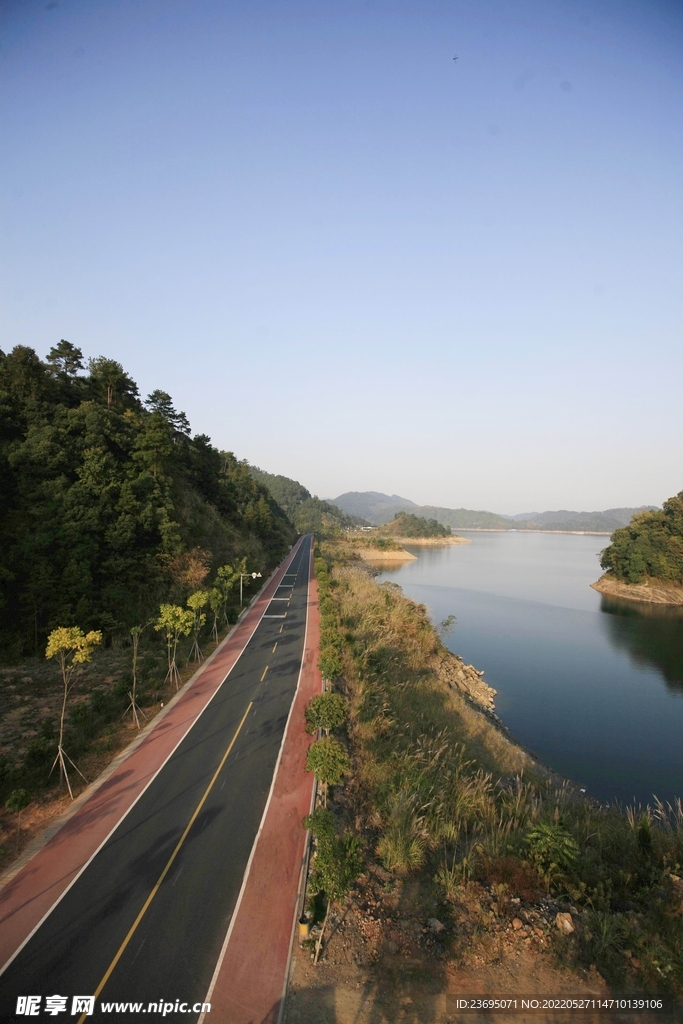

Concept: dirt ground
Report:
left=0, top=633, right=226, bottom=877
left=284, top=868, right=666, bottom=1024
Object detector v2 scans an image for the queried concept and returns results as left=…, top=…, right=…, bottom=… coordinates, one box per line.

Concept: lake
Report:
left=377, top=532, right=683, bottom=807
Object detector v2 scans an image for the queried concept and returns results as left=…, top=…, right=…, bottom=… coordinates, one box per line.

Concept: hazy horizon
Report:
left=2, top=0, right=681, bottom=512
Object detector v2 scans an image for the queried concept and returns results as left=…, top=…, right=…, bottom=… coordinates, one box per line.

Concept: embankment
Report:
left=591, top=573, right=683, bottom=606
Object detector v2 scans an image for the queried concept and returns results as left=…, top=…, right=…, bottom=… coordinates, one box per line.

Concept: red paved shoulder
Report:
left=203, top=543, right=322, bottom=1024
left=0, top=539, right=306, bottom=975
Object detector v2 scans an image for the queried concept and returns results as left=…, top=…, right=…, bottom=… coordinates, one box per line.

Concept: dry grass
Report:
left=313, top=540, right=683, bottom=998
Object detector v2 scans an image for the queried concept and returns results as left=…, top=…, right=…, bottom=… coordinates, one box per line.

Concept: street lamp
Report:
left=239, top=571, right=262, bottom=606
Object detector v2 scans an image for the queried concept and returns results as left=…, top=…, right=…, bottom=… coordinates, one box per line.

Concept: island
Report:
left=592, top=489, right=683, bottom=605
left=352, top=511, right=470, bottom=562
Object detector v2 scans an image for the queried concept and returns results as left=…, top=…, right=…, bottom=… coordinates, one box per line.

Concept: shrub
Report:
left=5, top=788, right=31, bottom=813
left=305, top=737, right=350, bottom=786
left=305, top=692, right=349, bottom=734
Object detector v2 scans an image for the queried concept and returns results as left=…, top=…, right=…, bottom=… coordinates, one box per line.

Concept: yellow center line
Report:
left=79, top=701, right=253, bottom=1022
left=260, top=665, right=268, bottom=682
left=272, top=642, right=277, bottom=653
left=279, top=625, right=283, bottom=633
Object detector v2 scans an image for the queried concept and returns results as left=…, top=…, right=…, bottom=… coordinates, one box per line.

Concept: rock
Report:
left=512, top=918, right=523, bottom=930
left=555, top=912, right=574, bottom=935
left=427, top=918, right=445, bottom=934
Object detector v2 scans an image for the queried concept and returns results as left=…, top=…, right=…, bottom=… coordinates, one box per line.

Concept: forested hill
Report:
left=600, top=490, right=683, bottom=585
left=0, top=343, right=296, bottom=656
left=250, top=467, right=368, bottom=533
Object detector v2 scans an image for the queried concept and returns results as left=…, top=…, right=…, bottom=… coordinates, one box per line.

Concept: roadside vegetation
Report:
left=303, top=536, right=683, bottom=998
left=600, top=490, right=683, bottom=585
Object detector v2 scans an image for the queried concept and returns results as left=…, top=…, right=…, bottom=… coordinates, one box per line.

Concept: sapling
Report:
left=45, top=626, right=102, bottom=798
left=154, top=605, right=194, bottom=689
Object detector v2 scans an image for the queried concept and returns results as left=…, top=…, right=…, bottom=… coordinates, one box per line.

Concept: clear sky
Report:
left=2, top=0, right=682, bottom=513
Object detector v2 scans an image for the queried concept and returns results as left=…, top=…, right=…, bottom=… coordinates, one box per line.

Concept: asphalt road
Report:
left=0, top=537, right=311, bottom=1022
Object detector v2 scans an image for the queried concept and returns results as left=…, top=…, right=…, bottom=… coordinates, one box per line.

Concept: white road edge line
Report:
left=198, top=536, right=312, bottom=1024
left=277, top=540, right=319, bottom=1024
left=0, top=537, right=306, bottom=979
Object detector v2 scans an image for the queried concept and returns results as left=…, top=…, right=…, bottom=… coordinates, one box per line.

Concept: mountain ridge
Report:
left=329, top=491, right=658, bottom=533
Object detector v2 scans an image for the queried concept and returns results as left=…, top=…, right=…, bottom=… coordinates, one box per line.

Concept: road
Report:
left=0, top=535, right=312, bottom=1021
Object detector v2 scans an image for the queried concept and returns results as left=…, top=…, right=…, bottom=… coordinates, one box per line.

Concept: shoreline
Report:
left=396, top=534, right=470, bottom=546
left=456, top=527, right=612, bottom=535
left=356, top=547, right=417, bottom=561
left=591, top=573, right=683, bottom=606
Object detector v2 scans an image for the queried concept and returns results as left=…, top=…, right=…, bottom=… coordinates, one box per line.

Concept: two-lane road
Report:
left=0, top=535, right=313, bottom=1020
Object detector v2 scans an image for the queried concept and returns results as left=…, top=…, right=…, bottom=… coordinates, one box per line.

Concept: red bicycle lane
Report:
left=0, top=537, right=307, bottom=977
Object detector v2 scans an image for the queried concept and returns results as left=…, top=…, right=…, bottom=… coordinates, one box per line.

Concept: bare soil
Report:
left=0, top=633, right=228, bottom=877
left=285, top=868, right=651, bottom=1024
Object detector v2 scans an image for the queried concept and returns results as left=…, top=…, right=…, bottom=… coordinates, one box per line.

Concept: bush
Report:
left=5, top=788, right=31, bottom=813
left=305, top=692, right=348, bottom=734
left=305, top=737, right=350, bottom=786
left=304, top=808, right=363, bottom=902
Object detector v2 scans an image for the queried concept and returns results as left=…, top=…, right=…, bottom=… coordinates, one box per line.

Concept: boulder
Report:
left=555, top=912, right=574, bottom=935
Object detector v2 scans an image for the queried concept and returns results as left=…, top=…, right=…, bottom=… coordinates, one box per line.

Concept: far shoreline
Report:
left=456, top=527, right=612, bottom=536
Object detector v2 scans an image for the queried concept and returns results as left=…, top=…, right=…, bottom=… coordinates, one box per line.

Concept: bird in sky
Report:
left=453, top=55, right=458, bottom=60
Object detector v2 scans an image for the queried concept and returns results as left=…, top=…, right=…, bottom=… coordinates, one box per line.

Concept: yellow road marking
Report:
left=260, top=665, right=268, bottom=682
left=272, top=642, right=277, bottom=653
left=79, top=701, right=253, bottom=1022
left=279, top=625, right=283, bottom=633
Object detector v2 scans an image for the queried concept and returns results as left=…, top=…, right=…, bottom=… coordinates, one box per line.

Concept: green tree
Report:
left=305, top=737, right=350, bottom=786
left=155, top=605, right=193, bottom=689
left=45, top=626, right=102, bottom=798
left=187, top=590, right=208, bottom=663
left=305, top=692, right=348, bottom=735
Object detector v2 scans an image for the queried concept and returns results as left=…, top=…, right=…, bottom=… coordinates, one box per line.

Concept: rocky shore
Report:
left=591, top=573, right=683, bottom=606
left=435, top=648, right=497, bottom=710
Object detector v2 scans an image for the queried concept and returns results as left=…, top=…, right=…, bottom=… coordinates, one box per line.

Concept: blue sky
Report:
left=2, top=0, right=682, bottom=513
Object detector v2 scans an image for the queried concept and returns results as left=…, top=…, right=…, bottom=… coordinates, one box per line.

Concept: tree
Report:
left=305, top=692, right=348, bottom=735
left=215, top=561, right=244, bottom=624
left=145, top=389, right=191, bottom=437
left=126, top=623, right=151, bottom=729
left=303, top=807, right=363, bottom=963
left=154, top=605, right=193, bottom=689
left=305, top=737, right=350, bottom=787
left=45, top=626, right=102, bottom=798
left=46, top=340, right=84, bottom=379
left=208, top=586, right=223, bottom=644
left=187, top=590, right=208, bottom=663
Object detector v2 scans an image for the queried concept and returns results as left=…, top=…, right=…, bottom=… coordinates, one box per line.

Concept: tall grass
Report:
left=317, top=541, right=683, bottom=995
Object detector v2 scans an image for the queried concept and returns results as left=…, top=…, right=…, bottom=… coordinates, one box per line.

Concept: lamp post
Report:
left=240, top=571, right=262, bottom=606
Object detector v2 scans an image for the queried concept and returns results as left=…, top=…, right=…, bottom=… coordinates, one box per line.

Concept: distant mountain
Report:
left=517, top=507, right=658, bottom=533
left=329, top=491, right=658, bottom=534
left=251, top=470, right=369, bottom=531
left=415, top=505, right=512, bottom=530
left=330, top=491, right=416, bottom=525
left=331, top=492, right=513, bottom=529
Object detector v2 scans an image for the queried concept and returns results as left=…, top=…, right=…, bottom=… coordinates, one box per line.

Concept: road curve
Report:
left=0, top=535, right=313, bottom=1021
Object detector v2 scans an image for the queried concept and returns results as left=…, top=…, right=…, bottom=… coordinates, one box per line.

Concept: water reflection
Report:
left=600, top=596, right=683, bottom=691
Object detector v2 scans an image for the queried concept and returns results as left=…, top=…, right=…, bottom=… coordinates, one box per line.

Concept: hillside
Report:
left=331, top=491, right=510, bottom=528
left=329, top=490, right=415, bottom=524
left=251, top=468, right=368, bottom=533
left=379, top=511, right=451, bottom=539
left=519, top=507, right=658, bottom=533
left=0, top=342, right=296, bottom=656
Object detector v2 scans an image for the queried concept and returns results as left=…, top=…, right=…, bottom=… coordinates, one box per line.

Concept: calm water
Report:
left=377, top=532, right=683, bottom=806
